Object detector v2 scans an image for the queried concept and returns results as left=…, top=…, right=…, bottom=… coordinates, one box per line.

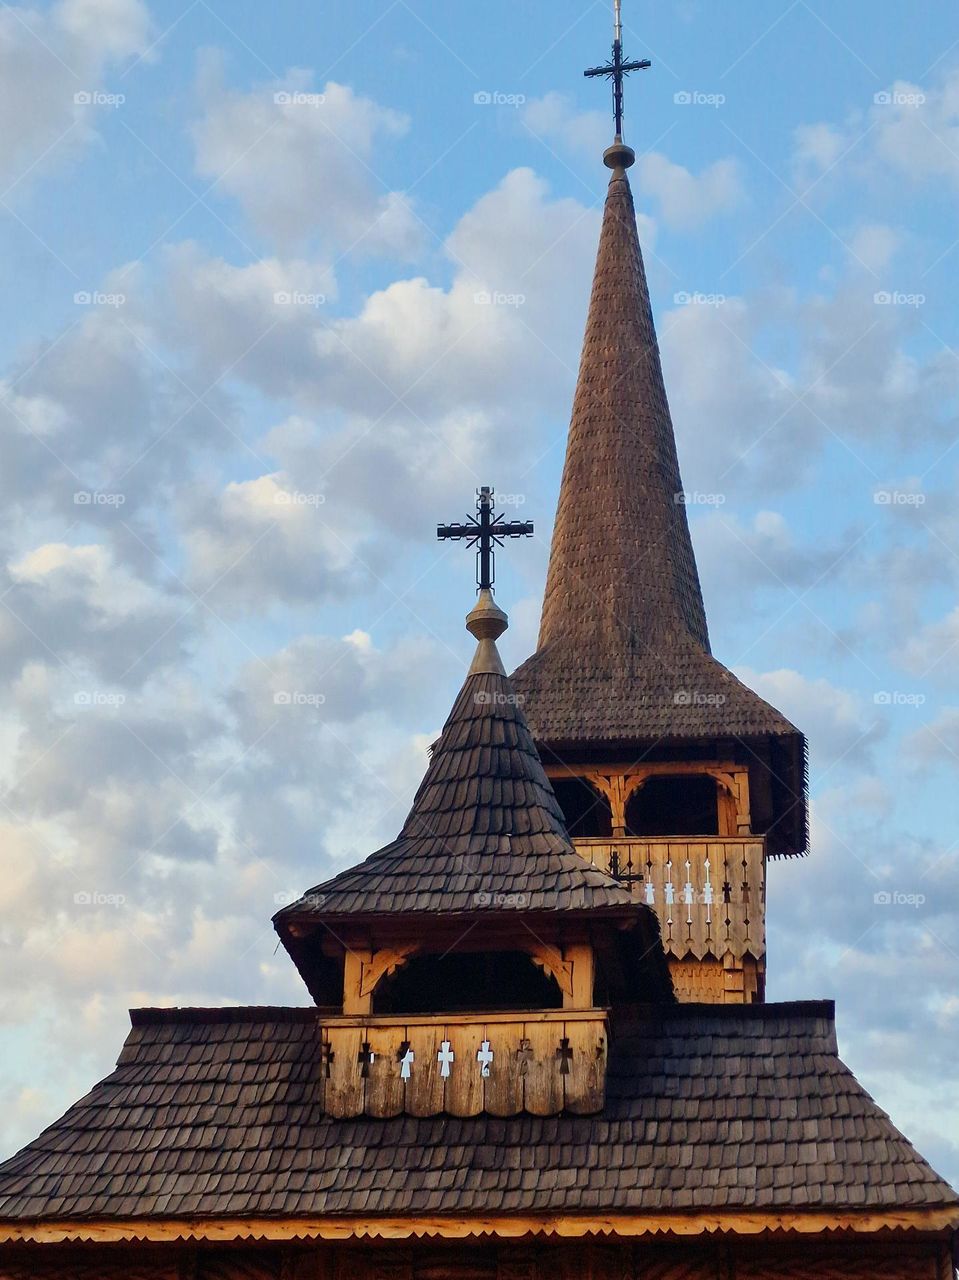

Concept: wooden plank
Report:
left=564, top=943, right=594, bottom=1009
left=405, top=1021, right=444, bottom=1118
left=324, top=1026, right=364, bottom=1119
left=364, top=1024, right=406, bottom=1118
left=522, top=1019, right=563, bottom=1117
left=562, top=1017, right=606, bottom=1114
left=484, top=1020, right=522, bottom=1117
left=447, top=1020, right=487, bottom=1118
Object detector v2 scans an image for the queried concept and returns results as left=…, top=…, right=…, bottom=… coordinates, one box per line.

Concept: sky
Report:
left=0, top=0, right=958, bottom=1186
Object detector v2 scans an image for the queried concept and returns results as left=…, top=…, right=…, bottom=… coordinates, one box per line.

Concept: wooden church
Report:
left=0, top=11, right=956, bottom=1280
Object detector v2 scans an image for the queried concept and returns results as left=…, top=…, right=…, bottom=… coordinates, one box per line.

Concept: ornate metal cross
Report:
left=437, top=487, right=533, bottom=593
left=584, top=0, right=651, bottom=140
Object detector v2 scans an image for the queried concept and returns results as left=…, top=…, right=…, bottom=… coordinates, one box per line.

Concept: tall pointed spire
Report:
left=537, top=161, right=710, bottom=656
left=511, top=77, right=808, bottom=859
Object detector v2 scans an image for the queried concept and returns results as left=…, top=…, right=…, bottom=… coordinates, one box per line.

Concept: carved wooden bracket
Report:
left=527, top=943, right=574, bottom=997
left=358, top=945, right=421, bottom=999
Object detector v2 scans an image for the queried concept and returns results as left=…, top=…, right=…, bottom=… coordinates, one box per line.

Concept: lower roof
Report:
left=0, top=1002, right=954, bottom=1227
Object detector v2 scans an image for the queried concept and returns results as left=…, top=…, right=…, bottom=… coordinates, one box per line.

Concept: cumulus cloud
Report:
left=0, top=0, right=150, bottom=190
left=522, top=91, right=743, bottom=231
left=192, top=70, right=421, bottom=253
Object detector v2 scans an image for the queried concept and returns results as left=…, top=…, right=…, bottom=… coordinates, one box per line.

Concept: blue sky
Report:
left=0, top=0, right=958, bottom=1186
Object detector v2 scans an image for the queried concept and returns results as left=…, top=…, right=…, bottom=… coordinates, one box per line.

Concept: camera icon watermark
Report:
left=74, top=90, right=125, bottom=108
left=674, top=291, right=726, bottom=307
left=74, top=490, right=126, bottom=507
left=74, top=690, right=126, bottom=708
left=74, top=291, right=125, bottom=308
left=273, top=290, right=326, bottom=307
left=674, top=490, right=726, bottom=506
left=873, top=489, right=925, bottom=506
left=274, top=90, right=326, bottom=107
left=273, top=490, right=325, bottom=507
left=874, top=89, right=925, bottom=107
left=273, top=691, right=326, bottom=707
left=674, top=90, right=726, bottom=109
left=473, top=90, right=526, bottom=107
left=873, top=691, right=926, bottom=707
left=874, top=290, right=925, bottom=308
left=873, top=889, right=926, bottom=908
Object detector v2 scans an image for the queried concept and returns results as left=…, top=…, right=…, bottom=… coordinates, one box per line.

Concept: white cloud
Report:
left=737, top=667, right=883, bottom=771
left=192, top=71, right=421, bottom=253
left=522, top=92, right=743, bottom=231
left=0, top=0, right=150, bottom=190
left=635, top=152, right=745, bottom=230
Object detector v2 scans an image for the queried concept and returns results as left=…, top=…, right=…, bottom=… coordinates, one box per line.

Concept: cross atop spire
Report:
left=584, top=0, right=651, bottom=168
left=437, top=487, right=533, bottom=594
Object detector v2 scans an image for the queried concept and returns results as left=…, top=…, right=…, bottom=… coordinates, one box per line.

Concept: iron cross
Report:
left=584, top=0, right=651, bottom=140
left=437, top=487, right=533, bottom=593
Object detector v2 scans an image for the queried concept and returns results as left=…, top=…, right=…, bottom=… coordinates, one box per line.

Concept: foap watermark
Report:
left=873, top=889, right=926, bottom=908
left=674, top=690, right=727, bottom=707
left=274, top=489, right=325, bottom=507
left=497, top=492, right=527, bottom=507
left=473, top=90, right=526, bottom=107
left=874, top=290, right=925, bottom=308
left=74, top=89, right=125, bottom=108
left=273, top=290, right=326, bottom=307
left=74, top=489, right=126, bottom=507
left=874, top=89, right=926, bottom=107
left=474, top=689, right=525, bottom=708
left=74, top=890, right=126, bottom=907
left=474, top=289, right=526, bottom=308
left=273, top=690, right=326, bottom=707
left=274, top=90, right=326, bottom=107
left=74, top=290, right=125, bottom=308
left=674, top=290, right=726, bottom=307
left=674, top=490, right=726, bottom=506
left=75, top=690, right=126, bottom=708
left=674, top=90, right=726, bottom=109
left=874, top=489, right=925, bottom=507
left=273, top=890, right=327, bottom=908
left=874, top=691, right=926, bottom=707
left=473, top=891, right=529, bottom=909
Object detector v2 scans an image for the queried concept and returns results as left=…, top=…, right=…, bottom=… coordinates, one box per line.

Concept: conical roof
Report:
left=275, top=593, right=637, bottom=920
left=511, top=161, right=807, bottom=854
left=538, top=161, right=710, bottom=654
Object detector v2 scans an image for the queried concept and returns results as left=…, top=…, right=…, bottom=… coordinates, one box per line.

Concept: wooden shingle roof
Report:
left=0, top=1002, right=955, bottom=1224
left=511, top=161, right=808, bottom=855
left=274, top=605, right=636, bottom=920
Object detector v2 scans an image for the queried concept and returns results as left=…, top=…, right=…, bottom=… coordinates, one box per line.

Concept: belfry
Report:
left=0, top=7, right=955, bottom=1280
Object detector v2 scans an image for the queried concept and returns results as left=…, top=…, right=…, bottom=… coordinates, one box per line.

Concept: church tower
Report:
left=511, top=79, right=807, bottom=1009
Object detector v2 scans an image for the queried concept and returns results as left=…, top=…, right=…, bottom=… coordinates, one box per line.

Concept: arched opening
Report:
left=625, top=774, right=720, bottom=837
left=551, top=776, right=613, bottom=838
left=371, top=951, right=563, bottom=1015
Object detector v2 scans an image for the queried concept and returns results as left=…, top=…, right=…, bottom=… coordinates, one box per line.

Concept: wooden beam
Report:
left=2, top=1207, right=956, bottom=1245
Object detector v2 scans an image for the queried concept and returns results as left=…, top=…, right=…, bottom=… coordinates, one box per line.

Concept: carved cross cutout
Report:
left=397, top=1042, right=414, bottom=1081
left=477, top=1040, right=494, bottom=1077
left=557, top=1037, right=573, bottom=1075
left=437, top=1040, right=455, bottom=1078
left=319, top=1042, right=334, bottom=1078
left=357, top=1042, right=375, bottom=1078
left=516, top=1038, right=534, bottom=1076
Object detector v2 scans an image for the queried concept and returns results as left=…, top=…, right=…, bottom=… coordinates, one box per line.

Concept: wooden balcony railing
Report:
left=320, top=1009, right=607, bottom=1119
left=574, top=836, right=765, bottom=961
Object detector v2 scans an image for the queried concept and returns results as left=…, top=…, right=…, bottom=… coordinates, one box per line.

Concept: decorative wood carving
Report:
left=321, top=1011, right=608, bottom=1118
left=573, top=836, right=765, bottom=968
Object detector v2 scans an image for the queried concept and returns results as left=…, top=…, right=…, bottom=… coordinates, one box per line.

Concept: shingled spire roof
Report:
left=512, top=156, right=808, bottom=855
left=540, top=159, right=710, bottom=656
left=274, top=592, right=637, bottom=925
